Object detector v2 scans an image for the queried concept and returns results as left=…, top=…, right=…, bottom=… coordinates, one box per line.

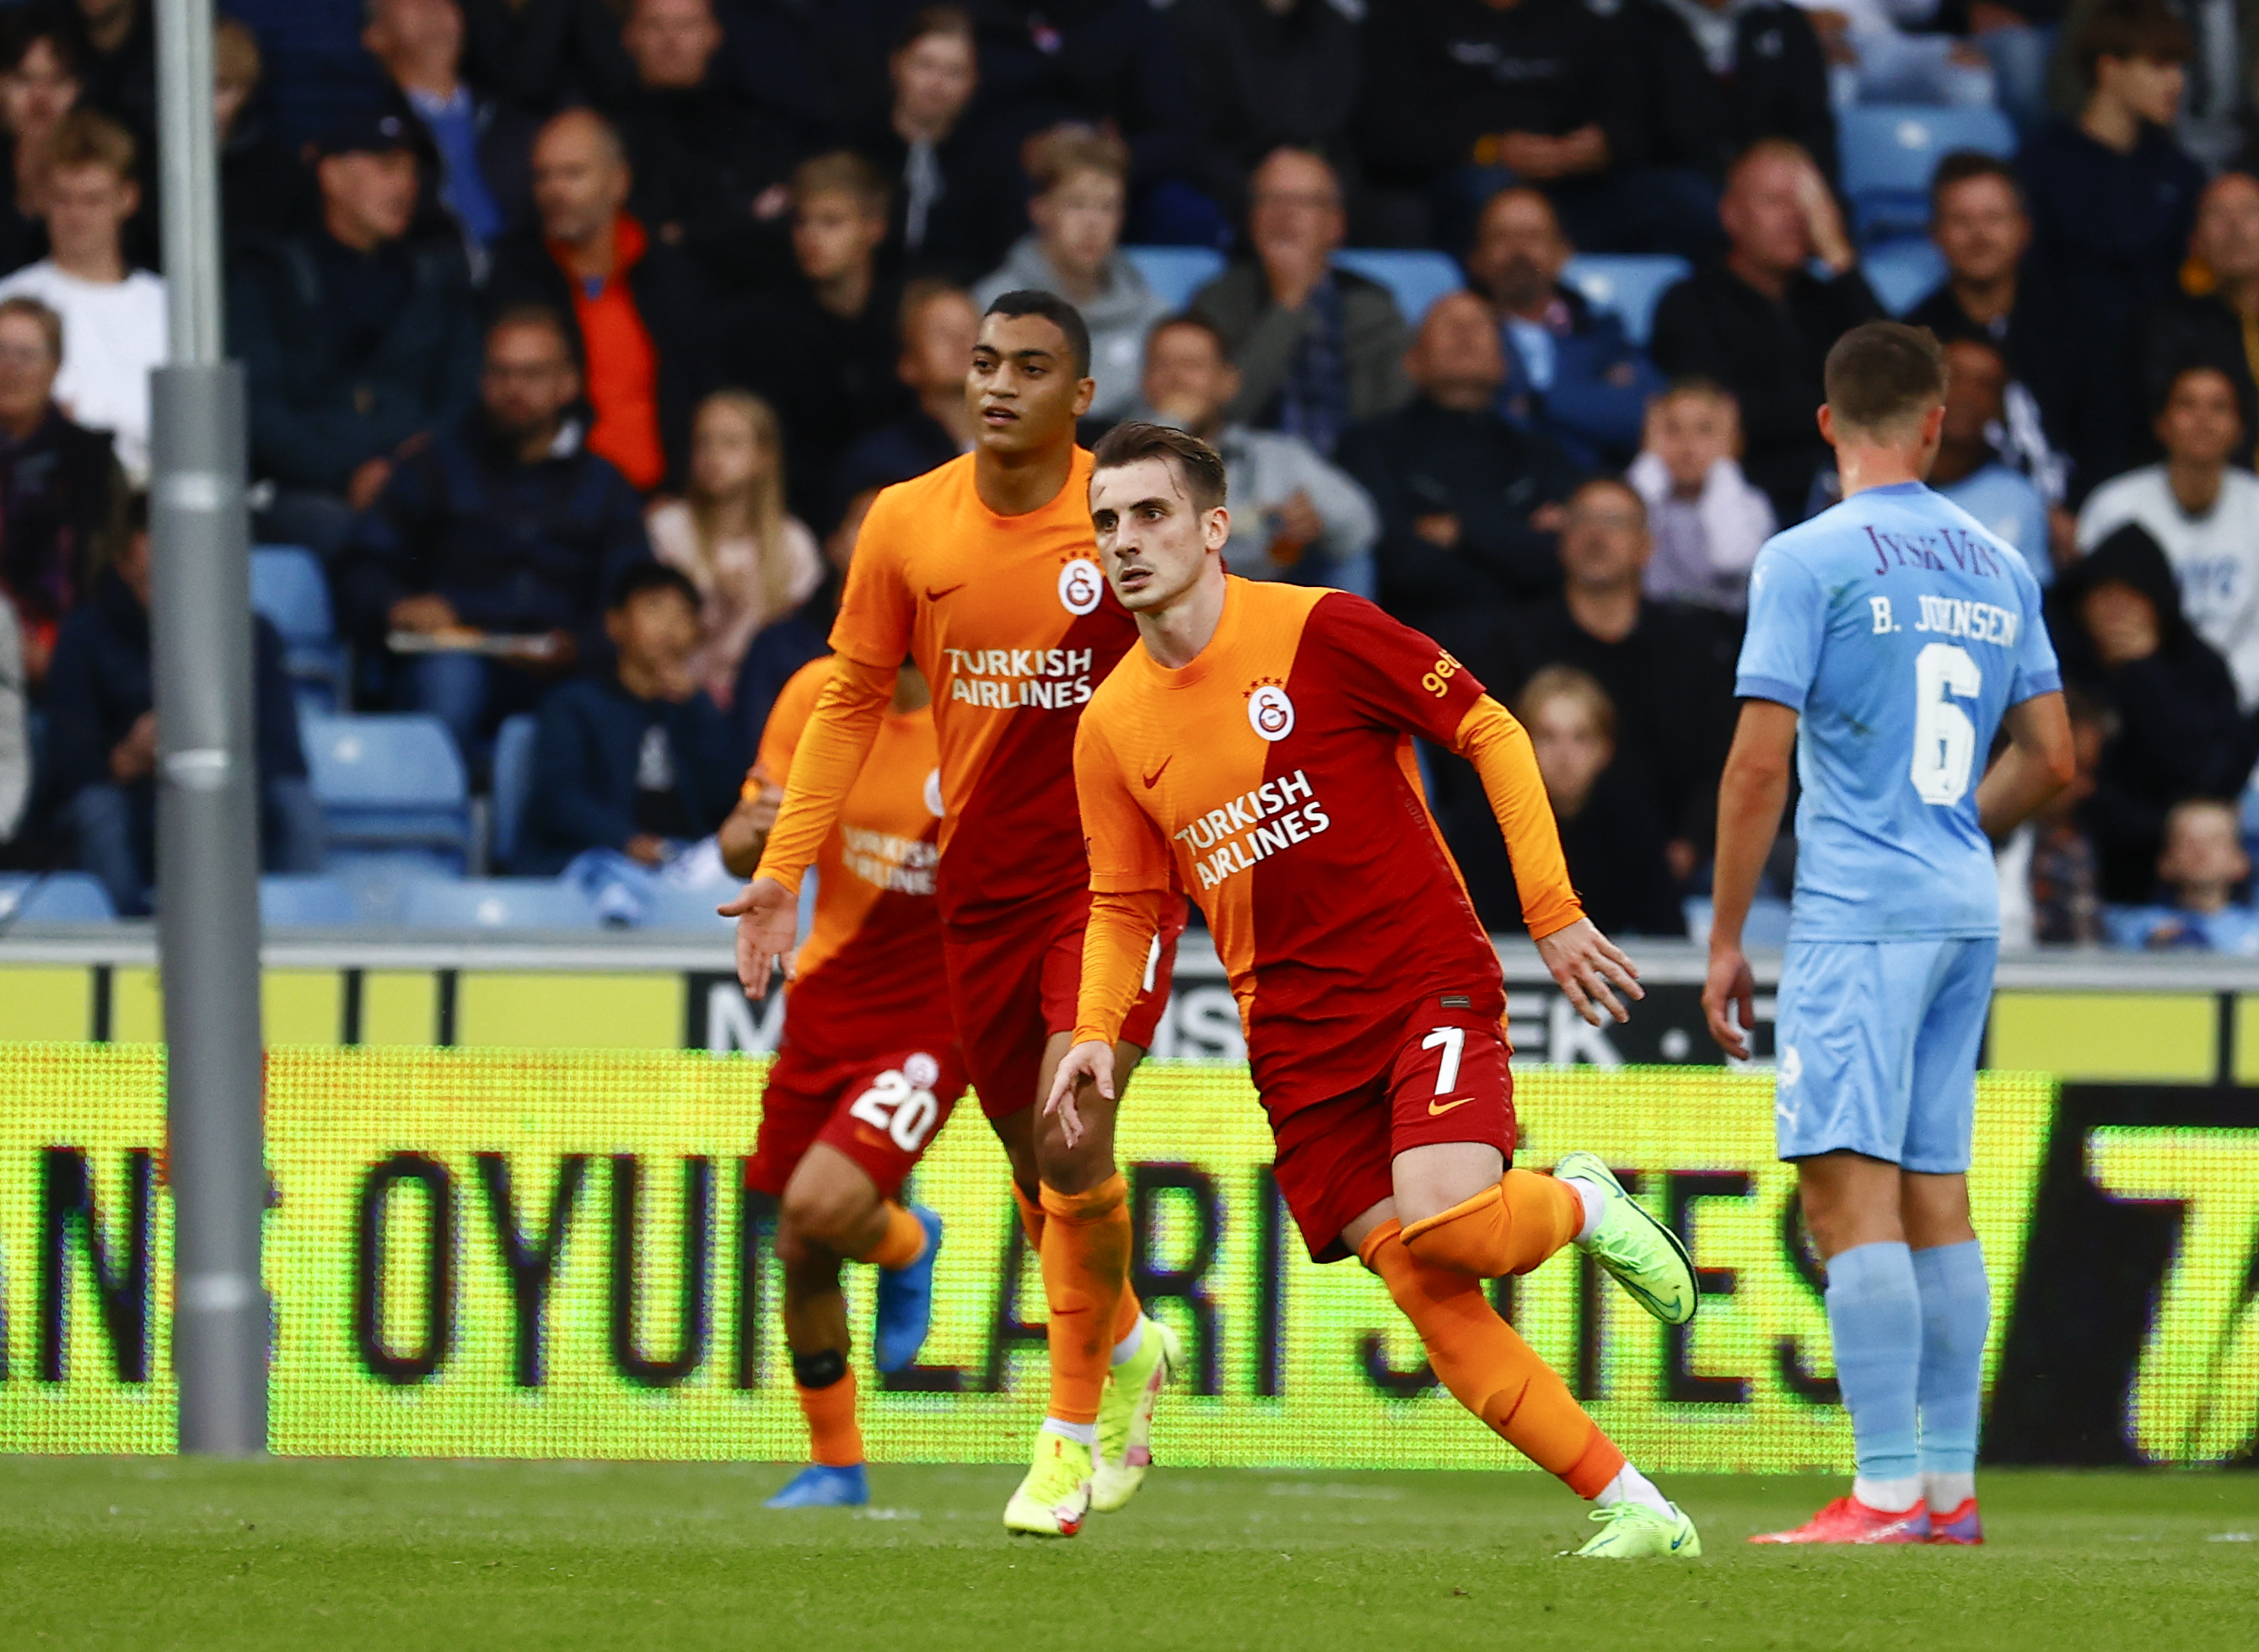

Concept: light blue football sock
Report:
left=1912, top=1240, right=1989, bottom=1479
left=1825, top=1240, right=1922, bottom=1486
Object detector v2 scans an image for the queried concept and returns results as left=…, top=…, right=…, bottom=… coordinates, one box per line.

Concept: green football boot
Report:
left=1552, top=1151, right=1700, bottom=1326
left=1569, top=1501, right=1703, bottom=1558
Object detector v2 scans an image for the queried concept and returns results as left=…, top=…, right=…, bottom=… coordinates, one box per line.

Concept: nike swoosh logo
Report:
left=924, top=584, right=967, bottom=601
left=1670, top=1532, right=1686, bottom=1550
left=1142, top=756, right=1172, bottom=788
left=1427, top=1095, right=1472, bottom=1117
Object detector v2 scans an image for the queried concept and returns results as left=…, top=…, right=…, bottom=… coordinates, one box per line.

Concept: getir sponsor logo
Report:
left=1173, top=769, right=1331, bottom=891
left=944, top=646, right=1095, bottom=709
left=840, top=826, right=937, bottom=895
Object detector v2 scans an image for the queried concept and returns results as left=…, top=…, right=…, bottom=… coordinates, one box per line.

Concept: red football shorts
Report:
left=746, top=1043, right=970, bottom=1200
left=944, top=889, right=1186, bottom=1121
left=1269, top=998, right=1518, bottom=1262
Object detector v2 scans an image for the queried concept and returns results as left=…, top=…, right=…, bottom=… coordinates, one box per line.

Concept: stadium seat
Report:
left=489, top=714, right=539, bottom=874
left=259, top=874, right=359, bottom=928
left=304, top=713, right=472, bottom=874
left=250, top=545, right=348, bottom=712
left=1331, top=249, right=1466, bottom=325
left=1682, top=896, right=1793, bottom=950
left=1560, top=255, right=1691, bottom=347
left=397, top=877, right=600, bottom=930
left=1862, top=238, right=1948, bottom=316
left=640, top=882, right=739, bottom=932
left=1123, top=245, right=1226, bottom=311
left=1840, top=105, right=2017, bottom=244
left=0, top=872, right=117, bottom=923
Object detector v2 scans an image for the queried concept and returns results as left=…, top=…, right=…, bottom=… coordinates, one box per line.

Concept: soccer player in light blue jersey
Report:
left=1702, top=323, right=2076, bottom=1546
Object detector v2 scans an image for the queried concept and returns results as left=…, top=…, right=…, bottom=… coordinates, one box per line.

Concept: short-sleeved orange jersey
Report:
left=756, top=658, right=949, bottom=1064
left=818, top=449, right=1139, bottom=925
left=1073, top=578, right=1582, bottom=1122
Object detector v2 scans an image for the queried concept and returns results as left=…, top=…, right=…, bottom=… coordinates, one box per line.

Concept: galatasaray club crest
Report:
left=1245, top=679, right=1295, bottom=741
left=1058, top=557, right=1104, bottom=616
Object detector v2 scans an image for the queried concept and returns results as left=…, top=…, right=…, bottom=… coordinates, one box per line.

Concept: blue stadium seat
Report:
left=1123, top=245, right=1226, bottom=311
left=640, top=882, right=740, bottom=933
left=490, top=714, right=539, bottom=873
left=1862, top=238, right=1949, bottom=317
left=251, top=545, right=347, bottom=711
left=0, top=873, right=116, bottom=922
left=1683, top=896, right=1793, bottom=949
left=304, top=713, right=472, bottom=873
left=397, top=877, right=600, bottom=930
left=1840, top=105, right=2017, bottom=244
left=259, top=875, right=359, bottom=928
left=1560, top=255, right=1691, bottom=347
left=1331, top=250, right=1466, bottom=325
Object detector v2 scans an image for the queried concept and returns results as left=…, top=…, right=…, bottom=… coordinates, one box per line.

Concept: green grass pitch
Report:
left=3, top=1460, right=2254, bottom=1649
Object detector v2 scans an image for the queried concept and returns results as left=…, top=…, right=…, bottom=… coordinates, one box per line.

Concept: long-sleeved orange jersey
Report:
left=1073, top=578, right=1583, bottom=1123
left=752, top=449, right=1141, bottom=928
left=755, top=658, right=951, bottom=1066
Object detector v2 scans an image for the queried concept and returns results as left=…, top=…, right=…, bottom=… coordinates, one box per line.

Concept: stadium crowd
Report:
left=0, top=0, right=2256, bottom=948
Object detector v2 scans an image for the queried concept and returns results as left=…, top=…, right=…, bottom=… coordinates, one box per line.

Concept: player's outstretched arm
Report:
left=1703, top=700, right=1798, bottom=1058
left=721, top=657, right=896, bottom=997
left=1977, top=691, right=2076, bottom=842
left=1452, top=695, right=1644, bottom=1025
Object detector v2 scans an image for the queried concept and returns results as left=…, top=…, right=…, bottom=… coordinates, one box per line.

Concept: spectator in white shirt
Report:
left=2078, top=362, right=2259, bottom=709
left=1791, top=0, right=1998, bottom=107
left=0, top=106, right=163, bottom=482
left=1136, top=310, right=1379, bottom=595
left=1626, top=378, right=1774, bottom=611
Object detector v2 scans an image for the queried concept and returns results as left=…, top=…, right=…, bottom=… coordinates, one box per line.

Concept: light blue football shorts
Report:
left=1771, top=935, right=1998, bottom=1174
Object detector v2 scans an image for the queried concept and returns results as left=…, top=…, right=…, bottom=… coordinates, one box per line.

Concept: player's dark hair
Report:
left=1929, top=149, right=2024, bottom=217
left=1823, top=321, right=1946, bottom=436
left=608, top=560, right=701, bottom=613
left=983, top=288, right=1092, bottom=378
left=2078, top=0, right=2192, bottom=83
left=1091, top=420, right=1229, bottom=514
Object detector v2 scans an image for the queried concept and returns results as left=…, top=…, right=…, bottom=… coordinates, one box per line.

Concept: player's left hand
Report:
left=719, top=875, right=799, bottom=998
left=1042, top=1039, right=1115, bottom=1149
left=1536, top=917, right=1643, bottom=1026
left=1702, top=943, right=1757, bottom=1060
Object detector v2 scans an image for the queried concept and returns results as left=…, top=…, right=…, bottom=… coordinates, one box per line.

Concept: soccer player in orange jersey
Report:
left=724, top=657, right=963, bottom=1510
left=721, top=293, right=1186, bottom=1536
left=1048, top=423, right=1707, bottom=1558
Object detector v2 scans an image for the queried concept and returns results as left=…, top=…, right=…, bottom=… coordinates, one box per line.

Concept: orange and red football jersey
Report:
left=761, top=449, right=1140, bottom=927
left=756, top=658, right=950, bottom=1065
left=1073, top=578, right=1584, bottom=1121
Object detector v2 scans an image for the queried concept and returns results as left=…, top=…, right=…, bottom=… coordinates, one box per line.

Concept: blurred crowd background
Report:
left=1, top=0, right=2257, bottom=953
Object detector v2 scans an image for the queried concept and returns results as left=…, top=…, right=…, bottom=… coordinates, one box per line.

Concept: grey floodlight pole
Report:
left=152, top=0, right=266, bottom=1455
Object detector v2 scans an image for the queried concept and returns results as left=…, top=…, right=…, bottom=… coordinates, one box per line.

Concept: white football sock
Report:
left=1040, top=1417, right=1098, bottom=1446
left=1111, top=1319, right=1145, bottom=1367
left=1853, top=1473, right=1923, bottom=1513
left=1563, top=1177, right=1607, bottom=1243
left=1925, top=1471, right=1976, bottom=1510
left=1592, top=1462, right=1672, bottom=1518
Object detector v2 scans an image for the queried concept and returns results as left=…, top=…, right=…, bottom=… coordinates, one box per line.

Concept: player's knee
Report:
left=781, top=1181, right=868, bottom=1252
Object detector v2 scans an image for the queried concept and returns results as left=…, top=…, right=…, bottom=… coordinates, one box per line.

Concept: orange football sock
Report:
left=1400, top=1170, right=1583, bottom=1278
left=1037, top=1175, right=1132, bottom=1426
left=1013, top=1183, right=1046, bottom=1250
left=1360, top=1219, right=1623, bottom=1497
left=854, top=1202, right=928, bottom=1271
left=795, top=1367, right=863, bottom=1467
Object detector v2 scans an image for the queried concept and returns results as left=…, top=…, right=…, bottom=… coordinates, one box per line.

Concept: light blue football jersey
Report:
left=1736, top=481, right=2062, bottom=940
